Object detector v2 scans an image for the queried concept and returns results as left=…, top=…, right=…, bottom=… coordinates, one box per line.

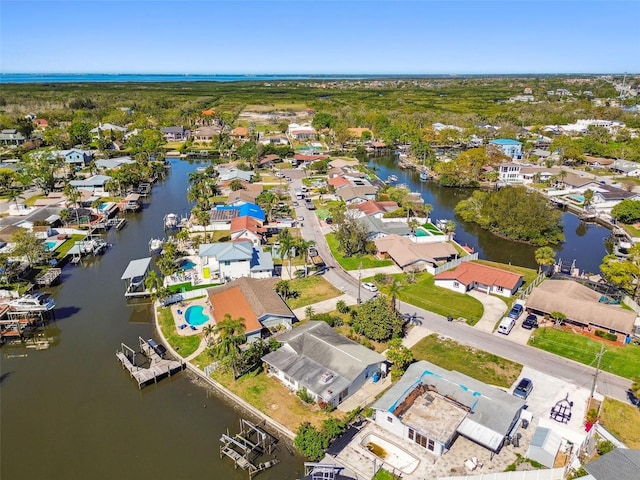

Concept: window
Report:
left=223, top=261, right=230, bottom=266
left=427, top=438, right=435, bottom=451
left=386, top=416, right=393, bottom=424
left=408, top=428, right=434, bottom=451
left=453, top=281, right=460, bottom=288
left=496, top=286, right=504, bottom=292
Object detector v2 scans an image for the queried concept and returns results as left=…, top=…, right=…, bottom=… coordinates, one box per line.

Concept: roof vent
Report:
left=320, top=372, right=334, bottom=384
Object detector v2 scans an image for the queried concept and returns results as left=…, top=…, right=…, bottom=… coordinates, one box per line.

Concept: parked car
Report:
left=296, top=215, right=304, bottom=222
left=507, top=303, right=524, bottom=319
left=498, top=317, right=516, bottom=335
left=362, top=282, right=378, bottom=292
left=308, top=247, right=319, bottom=257
left=522, top=313, right=538, bottom=330
left=513, top=378, right=533, bottom=399
left=293, top=201, right=299, bottom=206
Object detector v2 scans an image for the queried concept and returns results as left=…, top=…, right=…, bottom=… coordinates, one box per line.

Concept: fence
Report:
left=432, top=252, right=478, bottom=275
left=518, top=272, right=547, bottom=300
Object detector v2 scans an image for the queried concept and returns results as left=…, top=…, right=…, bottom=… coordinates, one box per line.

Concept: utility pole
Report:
left=590, top=343, right=606, bottom=399
left=357, top=261, right=362, bottom=304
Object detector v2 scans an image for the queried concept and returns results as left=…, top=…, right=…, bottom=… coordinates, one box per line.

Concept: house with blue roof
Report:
left=56, top=149, right=94, bottom=167
left=198, top=240, right=273, bottom=283
left=214, top=203, right=265, bottom=222
left=489, top=138, right=523, bottom=160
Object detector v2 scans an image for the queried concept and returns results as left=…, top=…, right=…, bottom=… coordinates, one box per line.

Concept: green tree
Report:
left=229, top=179, right=244, bottom=191
left=386, top=338, right=414, bottom=379
left=583, top=189, right=595, bottom=209
left=15, top=116, right=35, bottom=138
left=209, top=313, right=246, bottom=376
left=277, top=228, right=295, bottom=279
left=333, top=210, right=369, bottom=257
left=22, top=149, right=64, bottom=194
left=352, top=296, right=404, bottom=342
left=455, top=186, right=564, bottom=245
left=611, top=199, right=640, bottom=224
left=11, top=228, right=47, bottom=265
left=63, top=183, right=82, bottom=227
left=295, top=237, right=315, bottom=277
left=600, top=244, right=640, bottom=297
left=631, top=376, right=640, bottom=398
left=68, top=121, right=92, bottom=146
left=144, top=270, right=163, bottom=300
left=534, top=246, right=556, bottom=273
left=275, top=280, right=293, bottom=301
left=311, top=112, right=336, bottom=130
left=387, top=279, right=401, bottom=313
left=305, top=306, right=315, bottom=320
left=294, top=422, right=328, bottom=461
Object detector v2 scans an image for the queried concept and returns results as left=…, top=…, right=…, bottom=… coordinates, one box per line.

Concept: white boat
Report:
left=149, top=238, right=164, bottom=254
left=9, top=292, right=56, bottom=312
left=420, top=170, right=429, bottom=182
left=388, top=175, right=398, bottom=182
left=164, top=213, right=178, bottom=230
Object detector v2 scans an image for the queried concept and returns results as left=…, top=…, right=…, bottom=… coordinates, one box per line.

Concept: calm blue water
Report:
left=185, top=305, right=209, bottom=326
left=1, top=73, right=381, bottom=84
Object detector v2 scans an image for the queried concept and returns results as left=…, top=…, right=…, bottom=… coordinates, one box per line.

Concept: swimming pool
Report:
left=185, top=305, right=209, bottom=326
left=45, top=241, right=57, bottom=251
left=569, top=194, right=585, bottom=203
left=414, top=227, right=431, bottom=237
left=179, top=259, right=196, bottom=271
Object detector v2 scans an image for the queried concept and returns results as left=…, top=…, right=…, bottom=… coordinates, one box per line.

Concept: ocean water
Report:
left=0, top=73, right=381, bottom=83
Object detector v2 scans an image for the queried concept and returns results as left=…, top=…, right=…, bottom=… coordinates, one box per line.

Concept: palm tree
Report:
left=275, top=279, right=292, bottom=301
left=144, top=270, right=163, bottom=299
left=210, top=313, right=246, bottom=376
left=305, top=306, right=315, bottom=320
left=202, top=324, right=216, bottom=346
left=63, top=183, right=82, bottom=227
left=408, top=218, right=420, bottom=234
left=534, top=246, right=556, bottom=274
left=295, top=238, right=315, bottom=277
left=277, top=228, right=294, bottom=279
left=443, top=220, right=456, bottom=240
left=388, top=279, right=401, bottom=313
left=318, top=186, right=327, bottom=203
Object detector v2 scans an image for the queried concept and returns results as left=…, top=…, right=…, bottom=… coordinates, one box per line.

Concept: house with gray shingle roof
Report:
left=262, top=321, right=385, bottom=408
left=372, top=360, right=524, bottom=456
left=95, top=156, right=135, bottom=170
left=582, top=448, right=640, bottom=480
left=198, top=240, right=273, bottom=282
left=0, top=129, right=26, bottom=146
left=358, top=216, right=412, bottom=240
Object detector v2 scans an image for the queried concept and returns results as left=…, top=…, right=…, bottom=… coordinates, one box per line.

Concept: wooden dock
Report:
left=116, top=338, right=185, bottom=389
left=219, top=419, right=280, bottom=478
left=35, top=268, right=62, bottom=286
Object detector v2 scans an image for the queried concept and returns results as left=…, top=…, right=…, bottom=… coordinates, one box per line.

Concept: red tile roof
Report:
left=208, top=286, right=262, bottom=333
left=351, top=200, right=399, bottom=216
left=230, top=215, right=265, bottom=234
left=294, top=154, right=328, bottom=162
left=434, top=262, right=523, bottom=290
left=328, top=176, right=350, bottom=188
left=230, top=127, right=249, bottom=137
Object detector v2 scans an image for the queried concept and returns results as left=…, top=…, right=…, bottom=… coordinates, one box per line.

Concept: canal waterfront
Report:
left=367, top=155, right=612, bottom=274
left=0, top=158, right=304, bottom=480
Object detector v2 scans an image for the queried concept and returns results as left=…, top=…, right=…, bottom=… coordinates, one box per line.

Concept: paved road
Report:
left=283, top=169, right=634, bottom=405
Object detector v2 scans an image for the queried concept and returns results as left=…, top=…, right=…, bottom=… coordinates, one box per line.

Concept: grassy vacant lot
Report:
left=157, top=307, right=202, bottom=357
left=211, top=368, right=344, bottom=431
left=287, top=275, right=343, bottom=310
left=382, top=272, right=483, bottom=324
left=599, top=397, right=640, bottom=448
left=325, top=233, right=393, bottom=270
left=528, top=328, right=640, bottom=379
left=412, top=334, right=522, bottom=388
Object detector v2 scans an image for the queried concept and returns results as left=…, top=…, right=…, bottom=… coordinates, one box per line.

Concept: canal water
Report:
left=0, top=158, right=304, bottom=480
left=367, top=155, right=612, bottom=274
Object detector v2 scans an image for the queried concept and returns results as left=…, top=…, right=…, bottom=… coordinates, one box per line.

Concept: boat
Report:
left=164, top=213, right=178, bottom=230
left=9, top=292, right=56, bottom=312
left=387, top=175, right=398, bottom=183
left=419, top=170, right=429, bottom=182
left=149, top=238, right=164, bottom=254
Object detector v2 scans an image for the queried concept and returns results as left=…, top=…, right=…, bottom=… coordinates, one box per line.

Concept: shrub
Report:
left=594, top=330, right=617, bottom=341
left=374, top=273, right=391, bottom=284
left=336, top=300, right=350, bottom=314
left=296, top=387, right=314, bottom=404
left=294, top=422, right=328, bottom=461
left=596, top=440, right=615, bottom=456
left=314, top=312, right=342, bottom=327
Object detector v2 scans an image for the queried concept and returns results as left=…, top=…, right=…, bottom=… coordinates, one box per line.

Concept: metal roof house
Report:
left=198, top=240, right=273, bottom=283
left=371, top=360, right=524, bottom=456
left=489, top=138, right=523, bottom=160
left=262, top=321, right=385, bottom=408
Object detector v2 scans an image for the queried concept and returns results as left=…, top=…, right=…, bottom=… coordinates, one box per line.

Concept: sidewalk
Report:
left=345, top=264, right=402, bottom=279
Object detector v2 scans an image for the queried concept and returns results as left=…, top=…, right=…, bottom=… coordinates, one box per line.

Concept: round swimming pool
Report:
left=185, top=305, right=209, bottom=326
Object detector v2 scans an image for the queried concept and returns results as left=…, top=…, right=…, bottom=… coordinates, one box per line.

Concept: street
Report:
left=284, top=168, right=634, bottom=406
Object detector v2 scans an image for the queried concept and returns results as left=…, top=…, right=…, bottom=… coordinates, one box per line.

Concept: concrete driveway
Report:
left=467, top=290, right=507, bottom=333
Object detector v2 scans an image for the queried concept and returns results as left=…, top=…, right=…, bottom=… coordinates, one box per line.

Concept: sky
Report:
left=1, top=1, right=639, bottom=75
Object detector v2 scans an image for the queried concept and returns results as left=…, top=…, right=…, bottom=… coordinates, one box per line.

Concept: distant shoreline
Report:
left=0, top=72, right=609, bottom=84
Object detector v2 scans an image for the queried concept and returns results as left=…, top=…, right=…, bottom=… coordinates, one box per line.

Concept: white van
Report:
left=498, top=317, right=516, bottom=335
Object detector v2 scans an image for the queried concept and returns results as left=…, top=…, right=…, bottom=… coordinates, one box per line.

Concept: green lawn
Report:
left=621, top=223, right=640, bottom=237
left=325, top=233, right=394, bottom=270
left=286, top=276, right=343, bottom=310
left=372, top=469, right=401, bottom=480
left=157, top=307, right=202, bottom=357
left=381, top=272, right=483, bottom=324
left=600, top=397, right=640, bottom=448
left=411, top=334, right=522, bottom=388
left=528, top=327, right=640, bottom=379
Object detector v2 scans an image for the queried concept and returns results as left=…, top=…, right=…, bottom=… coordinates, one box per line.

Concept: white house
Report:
left=434, top=261, right=524, bottom=298
left=287, top=123, right=317, bottom=140
left=372, top=360, right=524, bottom=456
left=69, top=175, right=112, bottom=196
left=262, top=321, right=386, bottom=408
left=611, top=159, right=640, bottom=177
left=198, top=240, right=273, bottom=283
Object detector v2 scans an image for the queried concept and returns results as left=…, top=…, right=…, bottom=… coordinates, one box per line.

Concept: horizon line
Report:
left=1, top=72, right=635, bottom=76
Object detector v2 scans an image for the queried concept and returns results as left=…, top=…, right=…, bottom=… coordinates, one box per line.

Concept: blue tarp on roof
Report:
left=215, top=203, right=265, bottom=221
left=490, top=138, right=522, bottom=145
